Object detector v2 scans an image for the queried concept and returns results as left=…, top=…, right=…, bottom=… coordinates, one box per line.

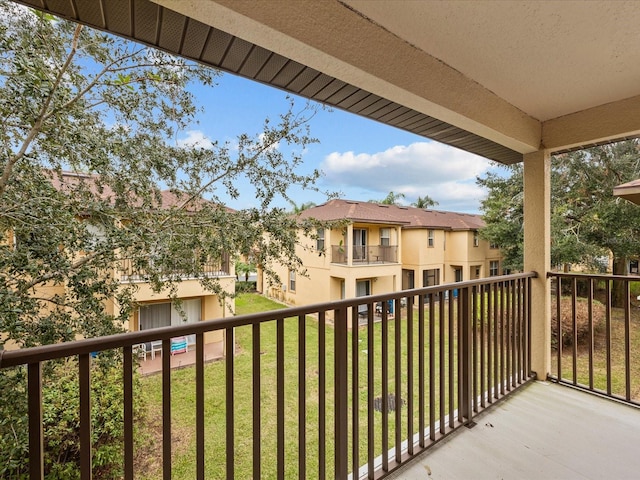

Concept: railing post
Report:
left=79, top=354, right=92, bottom=480
left=334, top=307, right=348, bottom=479
left=460, top=286, right=473, bottom=424
left=28, top=362, right=44, bottom=480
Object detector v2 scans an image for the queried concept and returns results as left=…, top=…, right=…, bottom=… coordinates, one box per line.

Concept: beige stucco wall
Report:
left=122, top=275, right=235, bottom=345
left=266, top=224, right=403, bottom=306
left=266, top=222, right=504, bottom=315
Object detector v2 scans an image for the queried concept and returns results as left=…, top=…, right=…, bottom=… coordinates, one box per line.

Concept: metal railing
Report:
left=0, top=273, right=535, bottom=479
left=119, top=253, right=231, bottom=282
left=331, top=245, right=398, bottom=264
left=548, top=272, right=640, bottom=407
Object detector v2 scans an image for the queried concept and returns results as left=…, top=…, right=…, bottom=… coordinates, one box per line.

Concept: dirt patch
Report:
left=134, top=406, right=194, bottom=477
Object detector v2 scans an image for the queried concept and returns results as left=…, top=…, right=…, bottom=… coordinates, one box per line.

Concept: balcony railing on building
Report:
left=331, top=244, right=398, bottom=264
left=119, top=253, right=231, bottom=282
left=0, top=273, right=535, bottom=479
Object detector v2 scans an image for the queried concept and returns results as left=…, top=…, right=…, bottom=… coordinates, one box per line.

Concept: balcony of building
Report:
left=3, top=272, right=640, bottom=479
left=118, top=253, right=231, bottom=283
left=331, top=244, right=399, bottom=265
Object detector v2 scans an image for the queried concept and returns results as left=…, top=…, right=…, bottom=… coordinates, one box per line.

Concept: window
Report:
left=353, top=228, right=367, bottom=261
left=454, top=267, right=463, bottom=282
left=316, top=228, right=325, bottom=251
left=139, top=299, right=201, bottom=345
left=139, top=302, right=171, bottom=330
left=631, top=260, right=639, bottom=274
left=356, top=279, right=371, bottom=297
left=423, top=268, right=440, bottom=287
left=427, top=229, right=434, bottom=247
left=380, top=228, right=390, bottom=246
left=402, top=269, right=415, bottom=290
left=490, top=260, right=499, bottom=276
left=473, top=231, right=479, bottom=247
left=289, top=270, right=296, bottom=292
left=490, top=242, right=499, bottom=249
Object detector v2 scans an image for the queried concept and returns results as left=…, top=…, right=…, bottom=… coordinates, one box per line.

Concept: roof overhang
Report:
left=614, top=179, right=640, bottom=205
left=12, top=0, right=640, bottom=164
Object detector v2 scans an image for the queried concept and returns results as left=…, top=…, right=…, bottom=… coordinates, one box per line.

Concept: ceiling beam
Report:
left=542, top=94, right=640, bottom=153
left=155, top=0, right=542, bottom=154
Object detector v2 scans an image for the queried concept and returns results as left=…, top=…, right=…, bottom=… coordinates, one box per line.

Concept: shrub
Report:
left=0, top=356, right=146, bottom=479
left=551, top=296, right=605, bottom=349
left=236, top=281, right=257, bottom=293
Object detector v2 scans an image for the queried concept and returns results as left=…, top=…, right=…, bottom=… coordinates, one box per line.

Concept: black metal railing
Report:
left=0, top=273, right=535, bottom=479
left=119, top=253, right=231, bottom=282
left=548, top=272, right=640, bottom=407
left=331, top=245, right=398, bottom=264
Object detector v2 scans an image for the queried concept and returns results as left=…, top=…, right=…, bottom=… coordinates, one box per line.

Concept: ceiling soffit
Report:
left=14, top=0, right=523, bottom=164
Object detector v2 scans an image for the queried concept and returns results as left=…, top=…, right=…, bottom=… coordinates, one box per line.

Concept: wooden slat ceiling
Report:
left=16, top=0, right=523, bottom=164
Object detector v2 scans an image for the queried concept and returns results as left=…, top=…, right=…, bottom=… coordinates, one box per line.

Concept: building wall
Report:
left=266, top=223, right=503, bottom=314
left=266, top=225, right=403, bottom=306
left=123, top=275, right=235, bottom=345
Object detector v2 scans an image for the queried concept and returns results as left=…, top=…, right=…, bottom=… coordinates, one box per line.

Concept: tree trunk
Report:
left=612, top=256, right=628, bottom=308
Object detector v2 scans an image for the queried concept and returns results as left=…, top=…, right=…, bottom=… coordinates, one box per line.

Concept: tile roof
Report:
left=48, top=171, right=233, bottom=212
left=298, top=199, right=484, bottom=231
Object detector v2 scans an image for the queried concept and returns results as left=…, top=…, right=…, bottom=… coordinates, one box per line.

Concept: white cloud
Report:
left=258, top=132, right=280, bottom=152
left=177, top=130, right=214, bottom=149
left=320, top=141, right=493, bottom=212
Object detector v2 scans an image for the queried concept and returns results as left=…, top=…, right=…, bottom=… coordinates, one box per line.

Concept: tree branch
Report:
left=0, top=24, right=84, bottom=198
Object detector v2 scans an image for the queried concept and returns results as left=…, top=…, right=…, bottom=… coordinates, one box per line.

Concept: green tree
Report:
left=478, top=140, right=640, bottom=304
left=411, top=195, right=439, bottom=209
left=235, top=260, right=256, bottom=282
left=0, top=3, right=325, bottom=476
left=555, top=141, right=640, bottom=303
left=476, top=164, right=525, bottom=271
left=370, top=191, right=405, bottom=205
left=288, top=200, right=316, bottom=213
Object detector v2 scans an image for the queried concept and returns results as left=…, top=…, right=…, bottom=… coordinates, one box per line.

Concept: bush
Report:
left=551, top=296, right=605, bottom=349
left=0, top=356, right=146, bottom=479
left=236, top=281, right=257, bottom=293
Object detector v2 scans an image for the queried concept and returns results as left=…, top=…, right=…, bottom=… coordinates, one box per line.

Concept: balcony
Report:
left=119, top=254, right=231, bottom=282
left=331, top=245, right=398, bottom=265
left=2, top=272, right=640, bottom=478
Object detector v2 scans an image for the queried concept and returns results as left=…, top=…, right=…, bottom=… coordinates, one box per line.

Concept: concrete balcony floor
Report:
left=390, top=381, right=640, bottom=480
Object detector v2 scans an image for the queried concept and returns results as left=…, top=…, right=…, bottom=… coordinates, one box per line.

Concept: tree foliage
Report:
left=0, top=3, right=326, bottom=476
left=288, top=200, right=317, bottom=213
left=0, top=3, right=323, bottom=348
left=476, top=164, right=524, bottom=271
left=477, top=140, right=640, bottom=281
left=411, top=195, right=438, bottom=209
left=370, top=191, right=405, bottom=205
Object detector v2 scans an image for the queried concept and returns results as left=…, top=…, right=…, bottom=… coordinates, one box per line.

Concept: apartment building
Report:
left=266, top=199, right=501, bottom=309
left=3, top=171, right=235, bottom=351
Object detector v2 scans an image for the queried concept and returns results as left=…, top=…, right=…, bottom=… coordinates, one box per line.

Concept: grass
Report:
left=551, top=295, right=640, bottom=400
left=137, top=293, right=516, bottom=479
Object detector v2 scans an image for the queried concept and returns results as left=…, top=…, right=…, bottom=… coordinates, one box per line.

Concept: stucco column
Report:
left=346, top=224, right=353, bottom=267
left=523, top=149, right=551, bottom=379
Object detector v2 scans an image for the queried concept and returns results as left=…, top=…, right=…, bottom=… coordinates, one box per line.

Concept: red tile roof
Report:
left=298, top=199, right=484, bottom=230
left=48, top=171, right=233, bottom=212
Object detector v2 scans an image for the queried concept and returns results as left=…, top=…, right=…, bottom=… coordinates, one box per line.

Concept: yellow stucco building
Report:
left=265, top=199, right=501, bottom=312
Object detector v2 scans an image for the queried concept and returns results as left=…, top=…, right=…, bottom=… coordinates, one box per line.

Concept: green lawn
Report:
left=137, top=294, right=498, bottom=479
left=551, top=297, right=640, bottom=400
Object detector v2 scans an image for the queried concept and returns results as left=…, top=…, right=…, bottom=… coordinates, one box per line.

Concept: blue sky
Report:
left=180, top=72, right=498, bottom=214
